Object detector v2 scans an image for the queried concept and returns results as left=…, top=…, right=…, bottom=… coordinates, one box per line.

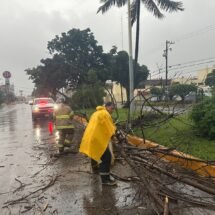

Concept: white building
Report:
left=104, top=81, right=127, bottom=105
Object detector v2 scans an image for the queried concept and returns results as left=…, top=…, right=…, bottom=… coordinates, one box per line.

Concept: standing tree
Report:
left=150, top=87, right=164, bottom=101
left=191, top=93, right=215, bottom=139
left=27, top=28, right=110, bottom=98
left=97, top=0, right=184, bottom=63
left=168, top=84, right=197, bottom=101
left=71, top=70, right=105, bottom=109
left=112, top=50, right=149, bottom=102
left=205, top=69, right=215, bottom=87
left=26, top=55, right=71, bottom=99
left=0, top=90, right=5, bottom=105
left=47, top=28, right=105, bottom=85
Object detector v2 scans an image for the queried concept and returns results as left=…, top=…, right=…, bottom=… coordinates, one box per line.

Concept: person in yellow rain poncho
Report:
left=79, top=102, right=117, bottom=186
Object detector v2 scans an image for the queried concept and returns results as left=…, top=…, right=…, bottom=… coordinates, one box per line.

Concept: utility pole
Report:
left=121, top=15, right=124, bottom=50
left=163, top=40, right=174, bottom=86
left=127, top=0, right=134, bottom=121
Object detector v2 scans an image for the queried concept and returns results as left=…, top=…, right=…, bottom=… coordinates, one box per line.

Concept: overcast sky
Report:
left=0, top=0, right=214, bottom=95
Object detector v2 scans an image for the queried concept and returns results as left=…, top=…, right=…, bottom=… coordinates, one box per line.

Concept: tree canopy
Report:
left=191, top=94, right=215, bottom=139
left=150, top=87, right=164, bottom=101
left=71, top=70, right=105, bottom=109
left=0, top=90, right=5, bottom=105
left=205, top=69, right=215, bottom=87
left=47, top=28, right=105, bottom=85
left=26, top=28, right=149, bottom=102
left=27, top=28, right=108, bottom=98
left=168, top=84, right=197, bottom=101
left=26, top=55, right=70, bottom=98
left=111, top=50, right=149, bottom=101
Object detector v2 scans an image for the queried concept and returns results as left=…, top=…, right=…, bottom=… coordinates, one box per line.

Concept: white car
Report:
left=30, top=97, right=57, bottom=121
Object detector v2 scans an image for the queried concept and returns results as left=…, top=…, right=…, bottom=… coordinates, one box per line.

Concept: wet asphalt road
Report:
left=1, top=104, right=215, bottom=215
left=0, top=104, right=144, bottom=215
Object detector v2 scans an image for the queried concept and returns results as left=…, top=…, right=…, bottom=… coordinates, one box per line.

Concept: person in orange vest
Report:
left=54, top=98, right=74, bottom=154
left=79, top=102, right=117, bottom=186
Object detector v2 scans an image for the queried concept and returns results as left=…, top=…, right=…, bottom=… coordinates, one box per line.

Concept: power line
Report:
left=169, top=56, right=215, bottom=68
left=175, top=24, right=215, bottom=43
left=144, top=23, right=215, bottom=58
left=169, top=69, right=204, bottom=78
left=151, top=57, right=215, bottom=75
left=151, top=62, right=215, bottom=79
left=168, top=60, right=215, bottom=72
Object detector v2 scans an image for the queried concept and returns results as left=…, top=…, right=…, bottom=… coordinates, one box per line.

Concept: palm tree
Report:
left=97, top=0, right=184, bottom=64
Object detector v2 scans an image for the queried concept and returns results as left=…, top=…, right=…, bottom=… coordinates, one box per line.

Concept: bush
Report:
left=0, top=91, right=5, bottom=105
left=150, top=87, right=164, bottom=101
left=191, top=96, right=215, bottom=138
left=71, top=83, right=105, bottom=110
left=70, top=70, right=105, bottom=110
left=169, top=84, right=197, bottom=101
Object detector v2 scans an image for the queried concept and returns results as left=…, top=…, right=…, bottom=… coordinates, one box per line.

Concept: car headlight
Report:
left=54, top=104, right=58, bottom=110
left=33, top=107, right=39, bottom=112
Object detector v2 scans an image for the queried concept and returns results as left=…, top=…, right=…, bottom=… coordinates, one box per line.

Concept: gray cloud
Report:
left=0, top=0, right=214, bottom=94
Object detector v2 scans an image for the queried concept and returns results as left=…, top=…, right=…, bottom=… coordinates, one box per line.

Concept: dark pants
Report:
left=91, top=147, right=112, bottom=182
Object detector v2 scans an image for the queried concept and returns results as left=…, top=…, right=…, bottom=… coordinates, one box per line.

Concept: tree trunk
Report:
left=120, top=84, right=124, bottom=104
left=126, top=87, right=129, bottom=106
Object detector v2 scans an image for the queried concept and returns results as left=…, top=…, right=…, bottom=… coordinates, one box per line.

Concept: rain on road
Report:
left=0, top=104, right=144, bottom=215
left=1, top=104, right=215, bottom=215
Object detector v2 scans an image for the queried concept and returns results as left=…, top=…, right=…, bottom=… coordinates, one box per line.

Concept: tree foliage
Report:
left=26, top=28, right=108, bottom=98
left=205, top=69, right=215, bottom=87
left=168, top=84, right=197, bottom=101
left=26, top=28, right=149, bottom=103
left=97, top=0, right=184, bottom=63
left=111, top=50, right=149, bottom=101
left=191, top=95, right=215, bottom=139
left=0, top=90, right=15, bottom=104
left=47, top=28, right=105, bottom=85
left=26, top=55, right=70, bottom=99
left=71, top=70, right=105, bottom=109
left=0, top=90, right=5, bottom=104
left=150, top=87, right=164, bottom=101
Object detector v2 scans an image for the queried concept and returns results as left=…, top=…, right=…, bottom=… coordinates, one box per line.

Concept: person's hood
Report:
left=96, top=106, right=106, bottom=111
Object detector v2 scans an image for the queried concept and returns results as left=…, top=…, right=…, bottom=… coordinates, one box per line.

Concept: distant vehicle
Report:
left=28, top=100, right=33, bottom=105
left=30, top=97, right=57, bottom=121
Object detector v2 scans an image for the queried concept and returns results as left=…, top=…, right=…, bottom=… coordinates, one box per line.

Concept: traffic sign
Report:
left=3, top=71, right=11, bottom=79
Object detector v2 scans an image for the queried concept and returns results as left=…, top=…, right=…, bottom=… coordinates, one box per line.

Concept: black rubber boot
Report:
left=91, top=159, right=99, bottom=174
left=59, top=147, right=64, bottom=154
left=101, top=174, right=117, bottom=186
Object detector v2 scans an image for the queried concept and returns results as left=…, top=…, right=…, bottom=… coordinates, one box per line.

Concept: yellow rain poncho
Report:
left=79, top=106, right=116, bottom=162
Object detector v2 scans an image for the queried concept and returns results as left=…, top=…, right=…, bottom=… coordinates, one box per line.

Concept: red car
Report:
left=30, top=97, right=57, bottom=121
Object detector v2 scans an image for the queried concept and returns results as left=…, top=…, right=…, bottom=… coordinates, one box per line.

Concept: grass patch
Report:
left=76, top=107, right=215, bottom=160
left=135, top=113, right=215, bottom=160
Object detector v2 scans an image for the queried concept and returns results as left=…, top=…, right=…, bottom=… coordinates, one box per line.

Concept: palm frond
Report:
left=155, top=0, right=184, bottom=12
left=142, top=0, right=164, bottom=18
left=97, top=0, right=127, bottom=14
